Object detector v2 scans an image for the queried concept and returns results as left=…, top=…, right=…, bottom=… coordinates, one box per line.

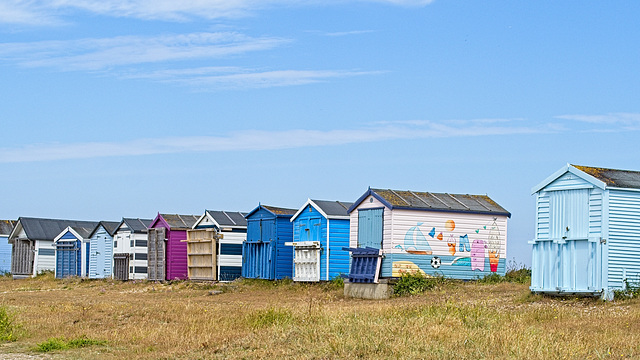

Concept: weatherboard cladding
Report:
left=243, top=205, right=295, bottom=280
left=349, top=189, right=509, bottom=280
left=0, top=221, right=16, bottom=273
left=88, top=221, right=119, bottom=279
left=149, top=214, right=199, bottom=280
left=195, top=210, right=247, bottom=281
left=54, top=226, right=95, bottom=278
left=531, top=164, right=640, bottom=298
left=291, top=200, right=351, bottom=281
left=113, top=218, right=152, bottom=280
left=10, top=217, right=99, bottom=277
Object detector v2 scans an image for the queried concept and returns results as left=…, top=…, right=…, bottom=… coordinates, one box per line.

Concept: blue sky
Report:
left=1, top=1, right=639, bottom=265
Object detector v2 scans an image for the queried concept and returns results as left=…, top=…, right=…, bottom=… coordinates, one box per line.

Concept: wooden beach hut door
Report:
left=358, top=208, right=383, bottom=249
left=113, top=254, right=129, bottom=281
left=548, top=189, right=602, bottom=292
left=148, top=228, right=166, bottom=281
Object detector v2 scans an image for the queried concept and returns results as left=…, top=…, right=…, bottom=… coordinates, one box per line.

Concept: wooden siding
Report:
left=89, top=226, right=114, bottom=279
left=607, top=190, right=640, bottom=289
left=0, top=236, right=11, bottom=274
left=113, top=229, right=148, bottom=280
left=349, top=195, right=392, bottom=249
left=35, top=240, right=56, bottom=275
left=185, top=229, right=217, bottom=281
left=243, top=207, right=293, bottom=280
left=11, top=238, right=33, bottom=276
left=351, top=194, right=508, bottom=280
left=147, top=228, right=166, bottom=281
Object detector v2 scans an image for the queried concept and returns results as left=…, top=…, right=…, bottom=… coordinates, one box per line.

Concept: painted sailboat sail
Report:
left=403, top=223, right=432, bottom=255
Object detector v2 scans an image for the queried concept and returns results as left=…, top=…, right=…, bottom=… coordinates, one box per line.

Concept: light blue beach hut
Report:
left=531, top=164, right=640, bottom=299
left=88, top=221, right=120, bottom=279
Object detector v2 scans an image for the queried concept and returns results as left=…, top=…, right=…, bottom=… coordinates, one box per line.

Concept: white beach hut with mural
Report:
left=347, top=188, right=511, bottom=280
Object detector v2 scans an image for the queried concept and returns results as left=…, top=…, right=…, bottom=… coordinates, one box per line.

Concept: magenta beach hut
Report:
left=147, top=213, right=199, bottom=281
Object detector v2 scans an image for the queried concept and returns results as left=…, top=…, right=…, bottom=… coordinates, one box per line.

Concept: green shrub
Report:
left=0, top=306, right=17, bottom=341
left=35, top=336, right=107, bottom=352
left=394, top=272, right=444, bottom=296
left=613, top=279, right=640, bottom=300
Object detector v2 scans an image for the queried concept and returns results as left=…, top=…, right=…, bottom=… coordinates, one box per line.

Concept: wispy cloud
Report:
left=1, top=0, right=435, bottom=25
left=323, top=30, right=375, bottom=37
left=556, top=113, right=640, bottom=130
left=128, top=67, right=383, bottom=89
left=0, top=32, right=289, bottom=71
left=0, top=119, right=543, bottom=163
left=0, top=33, right=381, bottom=89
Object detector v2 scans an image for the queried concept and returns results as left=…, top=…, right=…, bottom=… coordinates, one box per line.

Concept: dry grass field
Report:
left=0, top=273, right=638, bottom=359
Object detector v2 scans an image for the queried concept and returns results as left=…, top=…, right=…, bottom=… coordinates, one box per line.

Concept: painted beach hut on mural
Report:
left=347, top=188, right=510, bottom=280
left=243, top=205, right=296, bottom=280
left=53, top=225, right=99, bottom=278
left=0, top=221, right=16, bottom=274
left=112, top=218, right=152, bottom=280
left=531, top=164, right=640, bottom=300
left=188, top=210, right=247, bottom=281
left=9, top=217, right=100, bottom=278
left=288, top=199, right=353, bottom=282
left=147, top=214, right=199, bottom=281
left=87, top=221, right=120, bottom=279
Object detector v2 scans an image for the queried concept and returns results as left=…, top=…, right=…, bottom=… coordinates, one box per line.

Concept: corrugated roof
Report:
left=205, top=210, right=248, bottom=227
left=367, top=188, right=510, bottom=216
left=160, top=214, right=199, bottom=229
left=120, top=218, right=152, bottom=233
left=0, top=220, right=16, bottom=236
left=573, top=164, right=640, bottom=189
left=17, top=217, right=100, bottom=241
left=262, top=206, right=297, bottom=216
left=311, top=200, right=354, bottom=217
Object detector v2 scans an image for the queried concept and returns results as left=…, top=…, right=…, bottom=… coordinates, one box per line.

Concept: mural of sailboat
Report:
left=401, top=222, right=433, bottom=255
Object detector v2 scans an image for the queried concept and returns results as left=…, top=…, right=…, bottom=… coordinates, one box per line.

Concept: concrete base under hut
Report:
left=344, top=279, right=393, bottom=299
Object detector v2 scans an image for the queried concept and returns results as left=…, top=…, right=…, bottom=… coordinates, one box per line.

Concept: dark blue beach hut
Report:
left=242, top=205, right=296, bottom=280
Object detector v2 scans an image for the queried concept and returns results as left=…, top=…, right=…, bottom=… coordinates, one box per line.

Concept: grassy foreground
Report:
left=0, top=273, right=638, bottom=359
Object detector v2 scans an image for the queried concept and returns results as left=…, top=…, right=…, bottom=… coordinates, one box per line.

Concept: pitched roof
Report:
left=118, top=218, right=153, bottom=234
left=13, top=217, right=100, bottom=241
left=312, top=200, right=353, bottom=217
left=572, top=164, right=640, bottom=189
left=0, top=220, right=16, bottom=236
left=88, top=221, right=121, bottom=238
left=204, top=210, right=248, bottom=227
left=158, top=214, right=199, bottom=229
left=260, top=205, right=297, bottom=216
left=348, top=188, right=510, bottom=217
left=291, top=199, right=354, bottom=221
left=245, top=205, right=297, bottom=218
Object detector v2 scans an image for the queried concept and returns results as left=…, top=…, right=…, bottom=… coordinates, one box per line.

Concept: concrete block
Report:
left=344, top=279, right=393, bottom=299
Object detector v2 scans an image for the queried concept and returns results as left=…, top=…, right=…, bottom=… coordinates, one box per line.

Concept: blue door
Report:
left=56, top=241, right=80, bottom=278
left=358, top=208, right=383, bottom=249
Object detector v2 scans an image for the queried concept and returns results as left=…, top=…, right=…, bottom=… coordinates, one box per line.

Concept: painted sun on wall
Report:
left=392, top=218, right=503, bottom=277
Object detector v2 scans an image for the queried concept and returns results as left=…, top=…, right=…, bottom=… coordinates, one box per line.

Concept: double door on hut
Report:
left=531, top=189, right=603, bottom=293
left=147, top=227, right=166, bottom=281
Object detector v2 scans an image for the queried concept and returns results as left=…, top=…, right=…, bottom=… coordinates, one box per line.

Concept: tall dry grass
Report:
left=0, top=273, right=637, bottom=359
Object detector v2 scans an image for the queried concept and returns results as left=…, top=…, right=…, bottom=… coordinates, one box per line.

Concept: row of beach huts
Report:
left=2, top=164, right=640, bottom=299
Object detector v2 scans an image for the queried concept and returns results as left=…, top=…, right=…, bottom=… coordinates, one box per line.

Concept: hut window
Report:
left=130, top=239, right=134, bottom=247
left=135, top=240, right=148, bottom=247
left=135, top=266, right=147, bottom=274
left=114, top=240, right=118, bottom=248
left=135, top=253, right=147, bottom=260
